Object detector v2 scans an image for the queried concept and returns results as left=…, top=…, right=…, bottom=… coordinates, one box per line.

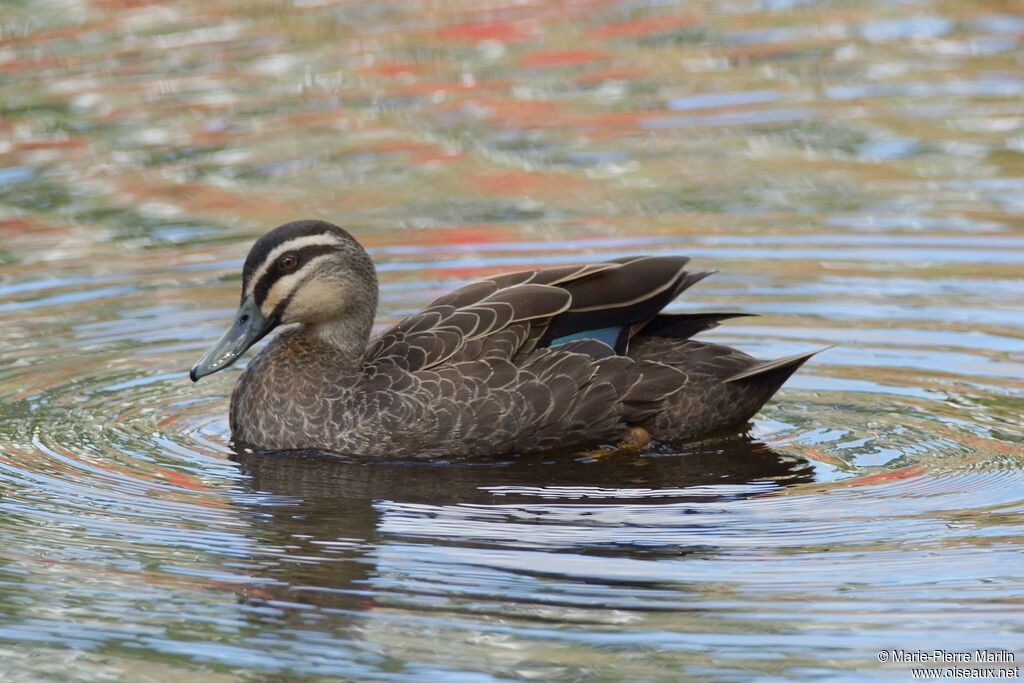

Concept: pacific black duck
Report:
left=191, top=219, right=821, bottom=458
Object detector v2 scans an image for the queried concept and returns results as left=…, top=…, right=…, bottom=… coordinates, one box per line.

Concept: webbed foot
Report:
left=576, top=426, right=651, bottom=459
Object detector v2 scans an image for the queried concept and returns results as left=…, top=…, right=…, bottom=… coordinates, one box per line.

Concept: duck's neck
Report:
left=304, top=303, right=375, bottom=368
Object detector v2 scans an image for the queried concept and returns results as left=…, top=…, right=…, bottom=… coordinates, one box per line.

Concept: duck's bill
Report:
left=190, top=295, right=275, bottom=381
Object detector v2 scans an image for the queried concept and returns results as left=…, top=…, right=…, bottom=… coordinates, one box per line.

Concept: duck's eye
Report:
left=279, top=254, right=298, bottom=271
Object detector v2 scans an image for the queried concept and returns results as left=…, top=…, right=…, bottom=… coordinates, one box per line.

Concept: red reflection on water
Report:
left=587, top=11, right=701, bottom=38
left=359, top=61, right=431, bottom=77
left=521, top=48, right=612, bottom=67
left=437, top=20, right=536, bottom=43
left=845, top=464, right=926, bottom=486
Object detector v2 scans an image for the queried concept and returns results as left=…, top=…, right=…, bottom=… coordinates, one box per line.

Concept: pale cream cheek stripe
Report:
left=261, top=254, right=335, bottom=317
left=245, top=234, right=344, bottom=298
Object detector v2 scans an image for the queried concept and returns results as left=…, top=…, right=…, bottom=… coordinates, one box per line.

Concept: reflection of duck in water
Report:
left=234, top=435, right=814, bottom=508
left=229, top=437, right=814, bottom=613
left=192, top=220, right=822, bottom=458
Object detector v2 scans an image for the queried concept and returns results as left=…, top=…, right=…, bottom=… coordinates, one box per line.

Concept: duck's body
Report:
left=192, top=220, right=819, bottom=458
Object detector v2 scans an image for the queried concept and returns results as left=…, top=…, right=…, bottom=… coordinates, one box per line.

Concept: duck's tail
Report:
left=724, top=347, right=831, bottom=386
left=624, top=338, right=830, bottom=442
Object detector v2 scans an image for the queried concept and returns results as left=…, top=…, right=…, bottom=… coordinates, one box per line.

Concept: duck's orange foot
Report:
left=577, top=426, right=651, bottom=459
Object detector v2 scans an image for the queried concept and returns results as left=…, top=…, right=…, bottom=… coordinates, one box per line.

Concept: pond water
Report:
left=1, top=0, right=1023, bottom=680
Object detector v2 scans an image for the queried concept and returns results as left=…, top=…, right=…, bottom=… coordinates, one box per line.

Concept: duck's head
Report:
left=190, top=219, right=377, bottom=381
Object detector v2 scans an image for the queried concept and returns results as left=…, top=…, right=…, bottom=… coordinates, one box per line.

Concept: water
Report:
left=1, top=0, right=1023, bottom=680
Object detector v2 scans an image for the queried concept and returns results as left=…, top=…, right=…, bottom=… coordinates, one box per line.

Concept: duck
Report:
left=190, top=219, right=821, bottom=458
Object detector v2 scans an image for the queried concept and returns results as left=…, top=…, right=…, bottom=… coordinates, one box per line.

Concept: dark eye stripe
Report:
left=269, top=275, right=306, bottom=324
left=252, top=244, right=337, bottom=306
